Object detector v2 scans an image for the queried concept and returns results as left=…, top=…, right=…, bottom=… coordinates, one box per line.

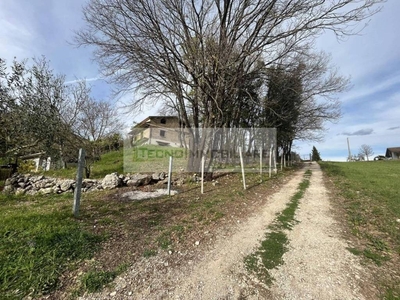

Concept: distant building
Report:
left=128, top=116, right=189, bottom=148
left=20, top=152, right=52, bottom=171
left=385, top=147, right=400, bottom=159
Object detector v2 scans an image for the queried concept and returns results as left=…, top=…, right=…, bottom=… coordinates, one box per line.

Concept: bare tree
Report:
left=77, top=98, right=121, bottom=142
left=256, top=50, right=349, bottom=159
left=65, top=81, right=123, bottom=172
left=76, top=0, right=384, bottom=170
left=291, top=50, right=349, bottom=141
left=359, top=144, right=374, bottom=161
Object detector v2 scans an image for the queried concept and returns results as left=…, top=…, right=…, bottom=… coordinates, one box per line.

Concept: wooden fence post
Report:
left=167, top=156, right=173, bottom=196
left=201, top=155, right=205, bottom=194
left=260, top=147, right=263, bottom=182
left=269, top=145, right=273, bottom=178
left=73, top=148, right=85, bottom=217
left=239, top=147, right=246, bottom=190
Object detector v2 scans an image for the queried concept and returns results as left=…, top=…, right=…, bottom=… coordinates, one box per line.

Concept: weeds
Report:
left=245, top=170, right=311, bottom=285
left=143, top=249, right=158, bottom=257
left=75, top=263, right=128, bottom=295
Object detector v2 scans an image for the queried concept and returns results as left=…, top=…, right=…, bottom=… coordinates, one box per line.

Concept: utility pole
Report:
left=347, top=138, right=352, bottom=161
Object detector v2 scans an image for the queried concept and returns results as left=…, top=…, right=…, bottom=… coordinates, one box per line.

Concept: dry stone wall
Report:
left=3, top=172, right=168, bottom=196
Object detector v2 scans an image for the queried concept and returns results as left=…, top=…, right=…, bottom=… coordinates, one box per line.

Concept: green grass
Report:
left=124, top=145, right=189, bottom=174
left=0, top=193, right=103, bottom=299
left=74, top=263, right=128, bottom=295
left=320, top=161, right=400, bottom=251
left=245, top=170, right=311, bottom=284
left=43, top=150, right=125, bottom=179
left=320, top=160, right=400, bottom=299
left=143, top=249, right=158, bottom=257
left=89, top=149, right=125, bottom=178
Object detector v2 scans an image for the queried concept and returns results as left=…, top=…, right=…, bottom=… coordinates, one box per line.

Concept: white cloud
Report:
left=340, top=73, right=400, bottom=104
left=65, top=77, right=102, bottom=85
left=339, top=128, right=374, bottom=136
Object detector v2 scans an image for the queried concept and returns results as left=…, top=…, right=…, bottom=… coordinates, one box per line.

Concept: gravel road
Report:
left=81, top=163, right=374, bottom=299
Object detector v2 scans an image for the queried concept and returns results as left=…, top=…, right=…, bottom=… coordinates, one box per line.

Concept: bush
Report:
left=18, top=160, right=36, bottom=173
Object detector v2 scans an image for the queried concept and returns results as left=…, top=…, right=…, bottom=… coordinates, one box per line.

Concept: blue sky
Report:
left=1, top=0, right=399, bottom=161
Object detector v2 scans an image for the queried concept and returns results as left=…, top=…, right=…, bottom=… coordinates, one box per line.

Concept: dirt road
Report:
left=82, top=163, right=374, bottom=299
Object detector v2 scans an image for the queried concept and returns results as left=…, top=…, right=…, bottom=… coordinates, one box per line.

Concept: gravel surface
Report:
left=270, top=163, right=374, bottom=300
left=80, top=163, right=374, bottom=299
left=121, top=189, right=178, bottom=200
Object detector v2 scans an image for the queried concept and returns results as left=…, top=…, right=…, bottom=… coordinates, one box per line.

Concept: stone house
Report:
left=128, top=116, right=190, bottom=148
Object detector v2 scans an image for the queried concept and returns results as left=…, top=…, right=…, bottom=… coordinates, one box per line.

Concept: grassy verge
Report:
left=0, top=193, right=103, bottom=299
left=43, top=149, right=125, bottom=179
left=320, top=161, right=400, bottom=299
left=245, top=169, right=311, bottom=284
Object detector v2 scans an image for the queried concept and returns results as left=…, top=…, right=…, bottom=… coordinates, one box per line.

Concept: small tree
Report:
left=359, top=144, right=374, bottom=161
left=311, top=146, right=321, bottom=161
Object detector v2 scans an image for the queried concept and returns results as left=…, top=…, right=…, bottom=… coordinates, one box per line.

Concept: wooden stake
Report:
left=260, top=147, right=263, bottom=182
left=269, top=145, right=273, bottom=178
left=239, top=147, right=246, bottom=190
left=73, top=148, right=85, bottom=217
left=201, top=156, right=205, bottom=194
left=167, top=156, right=173, bottom=196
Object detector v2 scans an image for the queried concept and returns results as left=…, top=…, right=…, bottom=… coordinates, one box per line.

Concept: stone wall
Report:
left=3, top=172, right=168, bottom=196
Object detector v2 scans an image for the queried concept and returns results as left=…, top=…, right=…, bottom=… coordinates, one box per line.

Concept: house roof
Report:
left=129, top=116, right=180, bottom=135
left=133, top=116, right=178, bottom=128
left=19, top=152, right=46, bottom=160
left=385, top=147, right=400, bottom=157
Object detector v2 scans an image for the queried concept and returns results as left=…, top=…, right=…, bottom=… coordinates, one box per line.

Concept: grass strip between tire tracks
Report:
left=244, top=169, right=312, bottom=285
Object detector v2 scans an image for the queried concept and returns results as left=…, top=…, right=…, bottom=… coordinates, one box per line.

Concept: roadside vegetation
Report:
left=320, top=160, right=400, bottom=299
left=0, top=149, right=299, bottom=299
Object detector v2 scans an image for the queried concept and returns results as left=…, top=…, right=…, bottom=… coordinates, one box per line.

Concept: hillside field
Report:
left=320, top=160, right=400, bottom=299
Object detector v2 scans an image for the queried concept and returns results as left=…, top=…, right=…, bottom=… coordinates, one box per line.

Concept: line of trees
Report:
left=0, top=57, right=122, bottom=169
left=311, top=146, right=322, bottom=162
left=76, top=0, right=384, bottom=170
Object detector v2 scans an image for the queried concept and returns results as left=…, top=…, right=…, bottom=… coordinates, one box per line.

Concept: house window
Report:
left=160, top=118, right=166, bottom=124
left=160, top=130, right=166, bottom=137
